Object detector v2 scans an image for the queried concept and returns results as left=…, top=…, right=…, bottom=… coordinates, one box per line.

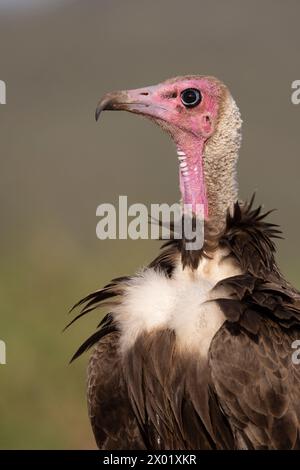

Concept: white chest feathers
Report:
left=113, top=248, right=242, bottom=356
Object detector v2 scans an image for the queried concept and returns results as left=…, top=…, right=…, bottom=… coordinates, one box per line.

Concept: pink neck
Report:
left=176, top=137, right=208, bottom=218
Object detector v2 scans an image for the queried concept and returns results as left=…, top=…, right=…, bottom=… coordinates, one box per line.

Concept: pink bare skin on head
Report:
left=95, top=76, right=226, bottom=218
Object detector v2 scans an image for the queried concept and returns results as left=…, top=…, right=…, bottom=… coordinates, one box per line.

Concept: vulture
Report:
left=69, top=75, right=300, bottom=450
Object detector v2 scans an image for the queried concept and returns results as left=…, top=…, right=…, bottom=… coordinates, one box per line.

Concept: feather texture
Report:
left=70, top=199, right=300, bottom=449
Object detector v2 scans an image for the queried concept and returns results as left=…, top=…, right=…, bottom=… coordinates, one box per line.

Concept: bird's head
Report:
left=96, top=75, right=242, bottom=224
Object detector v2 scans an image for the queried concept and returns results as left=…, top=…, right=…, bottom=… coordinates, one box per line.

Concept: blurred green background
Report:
left=0, top=0, right=300, bottom=449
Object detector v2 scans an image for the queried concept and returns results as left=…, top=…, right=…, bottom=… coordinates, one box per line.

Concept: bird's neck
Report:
left=203, top=131, right=239, bottom=230
left=175, top=97, right=241, bottom=231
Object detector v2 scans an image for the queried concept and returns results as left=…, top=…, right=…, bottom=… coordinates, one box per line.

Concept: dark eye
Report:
left=180, top=88, right=202, bottom=108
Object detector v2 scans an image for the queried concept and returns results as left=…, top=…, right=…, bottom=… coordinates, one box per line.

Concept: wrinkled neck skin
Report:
left=175, top=96, right=242, bottom=233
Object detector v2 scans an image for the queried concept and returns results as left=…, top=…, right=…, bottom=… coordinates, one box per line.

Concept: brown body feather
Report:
left=70, top=199, right=300, bottom=449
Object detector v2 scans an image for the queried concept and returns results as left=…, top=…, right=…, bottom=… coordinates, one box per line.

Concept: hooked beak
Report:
left=95, top=85, right=167, bottom=122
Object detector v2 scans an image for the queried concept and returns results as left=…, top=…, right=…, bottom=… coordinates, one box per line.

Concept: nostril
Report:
left=140, top=92, right=149, bottom=96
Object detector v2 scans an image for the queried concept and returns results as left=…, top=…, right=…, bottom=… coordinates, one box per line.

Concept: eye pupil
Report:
left=180, top=88, right=202, bottom=108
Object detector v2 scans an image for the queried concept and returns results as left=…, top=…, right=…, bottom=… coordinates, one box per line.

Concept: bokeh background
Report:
left=0, top=0, right=300, bottom=449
